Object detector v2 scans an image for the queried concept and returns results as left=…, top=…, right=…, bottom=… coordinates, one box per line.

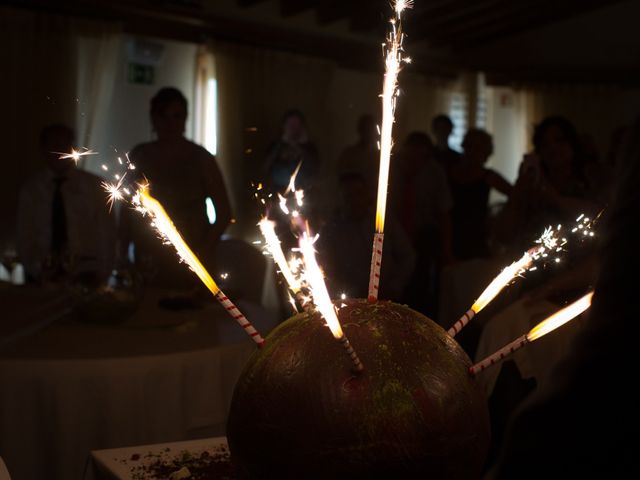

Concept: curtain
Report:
left=0, top=7, right=77, bottom=251
left=0, top=7, right=121, bottom=251
left=75, top=23, right=123, bottom=176
left=208, top=39, right=461, bottom=241
left=207, top=42, right=336, bottom=239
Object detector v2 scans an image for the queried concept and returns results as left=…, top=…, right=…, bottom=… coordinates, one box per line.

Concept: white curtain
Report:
left=0, top=7, right=120, bottom=251
left=75, top=25, right=123, bottom=177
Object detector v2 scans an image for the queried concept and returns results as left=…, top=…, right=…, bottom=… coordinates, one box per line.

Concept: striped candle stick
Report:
left=339, top=335, right=364, bottom=373
left=368, top=232, right=384, bottom=302
left=469, top=334, right=528, bottom=376
left=448, top=308, right=476, bottom=337
left=215, top=292, right=265, bottom=346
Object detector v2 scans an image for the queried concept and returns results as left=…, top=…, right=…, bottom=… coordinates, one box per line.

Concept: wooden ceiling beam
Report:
left=317, top=0, right=347, bottom=25
left=485, top=67, right=640, bottom=87
left=4, top=0, right=456, bottom=77
left=237, top=0, right=270, bottom=7
left=448, top=0, right=626, bottom=49
left=280, top=0, right=319, bottom=17
left=407, top=0, right=516, bottom=41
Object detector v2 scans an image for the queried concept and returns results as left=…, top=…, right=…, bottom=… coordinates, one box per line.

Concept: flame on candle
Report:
left=258, top=217, right=302, bottom=294
left=374, top=4, right=410, bottom=234
left=527, top=292, right=593, bottom=341
left=298, top=228, right=343, bottom=339
left=133, top=184, right=221, bottom=296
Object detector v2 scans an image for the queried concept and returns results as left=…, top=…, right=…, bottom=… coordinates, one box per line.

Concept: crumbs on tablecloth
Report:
left=121, top=444, right=235, bottom=480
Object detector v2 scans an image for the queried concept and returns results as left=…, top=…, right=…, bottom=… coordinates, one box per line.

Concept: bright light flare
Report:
left=298, top=230, right=343, bottom=339
left=55, top=148, right=98, bottom=164
left=374, top=20, right=406, bottom=233
left=470, top=291, right=594, bottom=375
left=134, top=184, right=220, bottom=296
left=258, top=217, right=302, bottom=293
left=472, top=252, right=534, bottom=313
left=527, top=292, right=593, bottom=341
left=395, top=0, right=413, bottom=16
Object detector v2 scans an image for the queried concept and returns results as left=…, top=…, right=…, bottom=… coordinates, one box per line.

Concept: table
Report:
left=0, top=286, right=277, bottom=480
left=89, top=437, right=228, bottom=480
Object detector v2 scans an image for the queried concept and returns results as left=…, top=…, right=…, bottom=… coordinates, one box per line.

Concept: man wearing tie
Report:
left=17, top=124, right=115, bottom=282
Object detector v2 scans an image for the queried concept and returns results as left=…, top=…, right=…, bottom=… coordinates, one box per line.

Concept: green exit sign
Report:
left=128, top=63, right=155, bottom=85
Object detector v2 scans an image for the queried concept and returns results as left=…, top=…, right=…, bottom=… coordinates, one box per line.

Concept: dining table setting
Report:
left=0, top=274, right=277, bottom=480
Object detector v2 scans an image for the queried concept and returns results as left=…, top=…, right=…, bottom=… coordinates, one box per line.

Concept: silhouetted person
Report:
left=264, top=109, right=319, bottom=192
left=17, top=124, right=115, bottom=281
left=491, top=117, right=640, bottom=479
left=449, top=129, right=512, bottom=260
left=431, top=114, right=461, bottom=171
left=494, top=115, right=599, bottom=256
left=337, top=114, right=378, bottom=189
left=127, top=87, right=231, bottom=287
left=319, top=173, right=415, bottom=301
left=391, top=132, right=453, bottom=317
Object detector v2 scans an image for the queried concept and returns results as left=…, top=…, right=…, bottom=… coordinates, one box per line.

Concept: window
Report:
left=448, top=92, right=467, bottom=151
left=195, top=49, right=218, bottom=156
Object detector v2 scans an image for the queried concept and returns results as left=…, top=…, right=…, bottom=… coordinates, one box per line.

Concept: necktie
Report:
left=51, top=177, right=67, bottom=253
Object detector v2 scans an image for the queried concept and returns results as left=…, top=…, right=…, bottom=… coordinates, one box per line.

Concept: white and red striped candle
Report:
left=368, top=233, right=384, bottom=302
left=469, top=292, right=594, bottom=375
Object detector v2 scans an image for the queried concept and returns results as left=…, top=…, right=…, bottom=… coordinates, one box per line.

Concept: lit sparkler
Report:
left=134, top=184, right=264, bottom=346
left=258, top=217, right=306, bottom=307
left=469, top=291, right=593, bottom=375
left=299, top=229, right=364, bottom=372
left=368, top=0, right=411, bottom=302
left=448, top=219, right=591, bottom=338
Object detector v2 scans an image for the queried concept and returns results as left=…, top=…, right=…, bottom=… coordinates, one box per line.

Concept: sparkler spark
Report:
left=133, top=184, right=264, bottom=346
left=395, top=0, right=414, bottom=16
left=449, top=220, right=587, bottom=338
left=469, top=292, right=593, bottom=375
left=527, top=291, right=594, bottom=341
left=55, top=148, right=98, bottom=164
left=374, top=17, right=407, bottom=234
left=258, top=218, right=302, bottom=294
left=134, top=184, right=221, bottom=294
left=368, top=0, right=411, bottom=303
left=298, top=230, right=342, bottom=338
left=298, top=228, right=364, bottom=372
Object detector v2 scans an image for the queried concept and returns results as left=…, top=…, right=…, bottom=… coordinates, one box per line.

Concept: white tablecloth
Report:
left=0, top=288, right=276, bottom=480
left=90, top=437, right=228, bottom=480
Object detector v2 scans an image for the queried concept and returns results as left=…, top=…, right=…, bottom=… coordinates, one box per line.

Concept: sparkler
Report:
left=448, top=220, right=588, bottom=338
left=299, top=229, right=364, bottom=373
left=368, top=0, right=412, bottom=302
left=258, top=217, right=307, bottom=309
left=469, top=291, right=593, bottom=375
left=134, top=185, right=264, bottom=346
